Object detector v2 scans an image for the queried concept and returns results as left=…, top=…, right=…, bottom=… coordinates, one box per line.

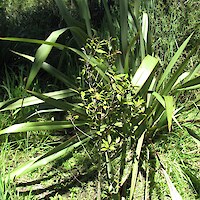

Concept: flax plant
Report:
left=0, top=0, right=199, bottom=199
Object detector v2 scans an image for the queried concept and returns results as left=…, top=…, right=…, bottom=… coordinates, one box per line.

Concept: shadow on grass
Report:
left=16, top=148, right=97, bottom=199
left=17, top=169, right=97, bottom=199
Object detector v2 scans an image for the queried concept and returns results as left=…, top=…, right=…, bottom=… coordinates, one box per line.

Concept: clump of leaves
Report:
left=78, top=38, right=146, bottom=196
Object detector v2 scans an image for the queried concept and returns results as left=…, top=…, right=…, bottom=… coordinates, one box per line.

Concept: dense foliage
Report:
left=0, top=0, right=199, bottom=199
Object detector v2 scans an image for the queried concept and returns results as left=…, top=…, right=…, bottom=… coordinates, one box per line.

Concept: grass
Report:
left=0, top=104, right=199, bottom=199
left=0, top=130, right=97, bottom=199
left=150, top=129, right=200, bottom=199
left=0, top=33, right=199, bottom=200
left=0, top=91, right=97, bottom=199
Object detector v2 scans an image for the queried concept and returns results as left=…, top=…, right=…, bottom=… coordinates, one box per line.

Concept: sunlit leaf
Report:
left=131, top=55, right=158, bottom=93
left=27, top=90, right=85, bottom=115
left=164, top=96, right=174, bottom=132
left=152, top=92, right=165, bottom=107
left=108, top=134, right=112, bottom=144
left=0, top=121, right=86, bottom=135
left=114, top=122, right=123, bottom=127
left=162, top=168, right=183, bottom=200
left=172, top=72, right=190, bottom=88
left=162, top=47, right=196, bottom=95
left=0, top=90, right=76, bottom=111
left=142, top=13, right=148, bottom=44
left=0, top=37, right=66, bottom=49
left=185, top=63, right=200, bottom=82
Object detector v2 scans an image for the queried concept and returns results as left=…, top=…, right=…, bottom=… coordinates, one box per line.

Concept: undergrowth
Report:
left=0, top=111, right=199, bottom=199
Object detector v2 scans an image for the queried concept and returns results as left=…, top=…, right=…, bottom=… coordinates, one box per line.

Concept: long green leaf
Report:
left=11, top=51, right=76, bottom=88
left=5, top=159, right=37, bottom=182
left=142, top=13, right=148, bottom=44
left=185, top=63, right=200, bottom=82
left=124, top=34, right=139, bottom=73
left=68, top=47, right=108, bottom=71
left=157, top=33, right=193, bottom=90
left=0, top=37, right=66, bottom=49
left=55, top=0, right=83, bottom=28
left=0, top=121, right=86, bottom=135
left=120, top=0, right=128, bottom=56
left=1, top=34, right=109, bottom=83
left=19, top=137, right=89, bottom=177
left=185, top=127, right=200, bottom=142
left=6, top=136, right=90, bottom=181
left=152, top=92, right=165, bottom=107
left=55, top=0, right=90, bottom=46
left=131, top=55, right=158, bottom=93
left=139, top=65, right=159, bottom=100
left=41, top=62, right=77, bottom=88
left=26, top=28, right=67, bottom=89
left=27, top=90, right=85, bottom=115
left=177, top=76, right=200, bottom=91
left=129, top=132, right=145, bottom=200
left=0, top=90, right=76, bottom=111
left=39, top=135, right=91, bottom=162
left=162, top=168, right=183, bottom=200
left=164, top=96, right=174, bottom=132
left=0, top=27, right=88, bottom=49
left=133, top=0, right=141, bottom=20
left=172, top=72, right=190, bottom=89
left=178, top=84, right=200, bottom=91
left=146, top=77, right=157, bottom=107
left=161, top=47, right=197, bottom=95
left=76, top=0, right=92, bottom=37
left=182, top=168, right=200, bottom=197
left=0, top=97, right=21, bottom=110
left=17, top=108, right=63, bottom=123
left=102, top=0, right=115, bottom=37
left=68, top=47, right=110, bottom=82
left=140, top=31, right=145, bottom=61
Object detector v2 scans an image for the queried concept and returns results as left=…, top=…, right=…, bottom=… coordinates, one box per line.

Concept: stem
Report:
left=97, top=139, right=102, bottom=200
left=129, top=131, right=146, bottom=200
left=144, top=148, right=150, bottom=200
left=119, top=139, right=127, bottom=198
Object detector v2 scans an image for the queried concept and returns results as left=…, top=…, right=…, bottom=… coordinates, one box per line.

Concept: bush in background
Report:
left=0, top=0, right=61, bottom=73
left=147, top=0, right=199, bottom=64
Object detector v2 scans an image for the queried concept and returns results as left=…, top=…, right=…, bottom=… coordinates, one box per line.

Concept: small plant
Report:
left=79, top=38, right=146, bottom=196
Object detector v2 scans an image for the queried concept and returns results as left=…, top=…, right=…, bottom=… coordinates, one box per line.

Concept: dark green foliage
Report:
left=1, top=0, right=60, bottom=38
left=0, top=0, right=61, bottom=75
